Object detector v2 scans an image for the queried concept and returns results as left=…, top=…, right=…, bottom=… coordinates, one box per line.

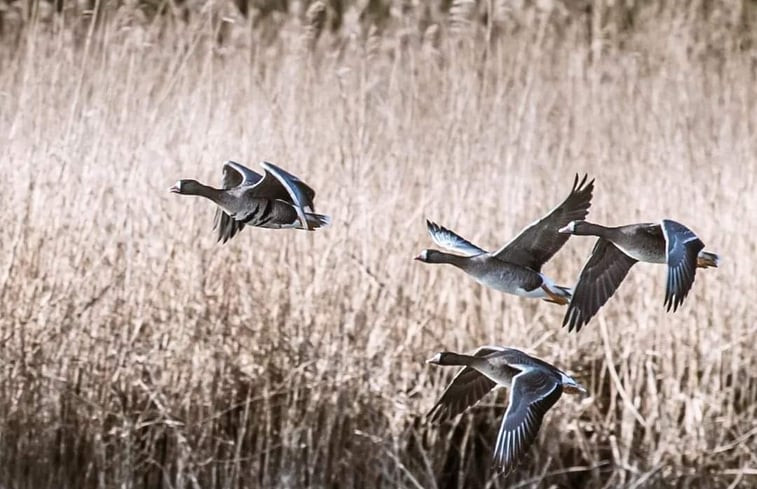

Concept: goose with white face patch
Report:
left=426, top=346, right=587, bottom=475
left=170, top=160, right=331, bottom=243
left=415, top=174, right=594, bottom=305
left=558, top=219, right=720, bottom=331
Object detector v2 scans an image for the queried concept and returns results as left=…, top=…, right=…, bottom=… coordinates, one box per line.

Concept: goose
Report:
left=170, top=160, right=331, bottom=243
left=558, top=219, right=720, bottom=331
left=415, top=174, right=594, bottom=305
left=427, top=346, right=587, bottom=475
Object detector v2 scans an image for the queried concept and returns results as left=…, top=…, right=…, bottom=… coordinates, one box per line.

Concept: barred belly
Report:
left=237, top=199, right=299, bottom=228
left=471, top=263, right=543, bottom=294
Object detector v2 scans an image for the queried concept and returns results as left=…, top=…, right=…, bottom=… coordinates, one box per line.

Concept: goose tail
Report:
left=541, top=284, right=573, bottom=305
left=304, top=213, right=331, bottom=230
left=556, top=285, right=573, bottom=299
left=697, top=251, right=719, bottom=268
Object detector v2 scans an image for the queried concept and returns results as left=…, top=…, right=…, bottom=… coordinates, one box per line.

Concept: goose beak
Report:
left=169, top=183, right=181, bottom=193
left=565, top=382, right=589, bottom=397
left=426, top=353, right=442, bottom=364
left=413, top=254, right=423, bottom=261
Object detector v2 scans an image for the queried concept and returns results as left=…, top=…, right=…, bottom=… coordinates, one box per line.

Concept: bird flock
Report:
left=172, top=161, right=719, bottom=476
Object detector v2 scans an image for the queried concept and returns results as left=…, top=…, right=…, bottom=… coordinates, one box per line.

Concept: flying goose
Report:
left=559, top=219, right=719, bottom=331
left=427, top=346, right=587, bottom=475
left=170, top=160, right=331, bottom=243
left=415, top=174, right=594, bottom=305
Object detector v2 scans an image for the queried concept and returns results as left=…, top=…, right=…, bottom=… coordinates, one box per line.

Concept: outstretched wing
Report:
left=661, top=219, right=705, bottom=312
left=224, top=160, right=263, bottom=187
left=493, top=174, right=594, bottom=271
left=260, top=161, right=316, bottom=208
left=427, top=346, right=505, bottom=423
left=256, top=161, right=317, bottom=229
left=426, top=220, right=487, bottom=257
left=213, top=161, right=263, bottom=243
left=563, top=239, right=637, bottom=332
left=492, top=370, right=563, bottom=474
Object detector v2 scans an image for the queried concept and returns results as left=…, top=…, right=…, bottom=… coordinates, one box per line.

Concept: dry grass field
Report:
left=0, top=1, right=755, bottom=488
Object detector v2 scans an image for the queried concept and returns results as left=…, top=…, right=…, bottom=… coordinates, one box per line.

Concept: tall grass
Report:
left=0, top=2, right=755, bottom=488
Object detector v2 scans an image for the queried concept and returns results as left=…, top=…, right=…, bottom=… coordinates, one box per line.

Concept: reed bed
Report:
left=0, top=1, right=755, bottom=488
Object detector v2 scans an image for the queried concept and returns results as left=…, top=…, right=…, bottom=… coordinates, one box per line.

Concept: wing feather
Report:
left=223, top=160, right=263, bottom=187
left=427, top=347, right=505, bottom=423
left=563, top=239, right=637, bottom=331
left=492, top=370, right=563, bottom=474
left=258, top=161, right=318, bottom=229
left=493, top=174, right=594, bottom=271
left=661, top=219, right=705, bottom=312
left=426, top=220, right=487, bottom=257
left=213, top=161, right=263, bottom=243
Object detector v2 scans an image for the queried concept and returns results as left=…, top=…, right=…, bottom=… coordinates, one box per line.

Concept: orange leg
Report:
left=697, top=257, right=716, bottom=268
left=541, top=285, right=569, bottom=305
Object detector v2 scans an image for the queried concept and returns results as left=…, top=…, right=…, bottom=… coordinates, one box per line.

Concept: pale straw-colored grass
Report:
left=0, top=3, right=755, bottom=488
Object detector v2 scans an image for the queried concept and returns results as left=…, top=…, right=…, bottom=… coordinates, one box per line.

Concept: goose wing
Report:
left=223, top=160, right=264, bottom=187
left=426, top=220, right=487, bottom=257
left=492, top=369, right=563, bottom=474
left=661, top=219, right=704, bottom=312
left=251, top=162, right=318, bottom=229
left=493, top=174, right=594, bottom=271
left=213, top=161, right=264, bottom=243
left=427, top=346, right=505, bottom=423
left=259, top=161, right=317, bottom=207
left=563, top=238, right=637, bottom=331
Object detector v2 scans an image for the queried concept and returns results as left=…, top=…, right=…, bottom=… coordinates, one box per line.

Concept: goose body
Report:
left=170, top=160, right=331, bottom=243
left=419, top=250, right=561, bottom=298
left=469, top=260, right=549, bottom=297
left=559, top=219, right=719, bottom=331
left=586, top=222, right=667, bottom=263
left=415, top=174, right=594, bottom=305
left=427, top=346, right=586, bottom=475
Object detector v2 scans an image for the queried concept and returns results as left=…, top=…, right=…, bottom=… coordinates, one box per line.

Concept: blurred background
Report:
left=0, top=1, right=755, bottom=488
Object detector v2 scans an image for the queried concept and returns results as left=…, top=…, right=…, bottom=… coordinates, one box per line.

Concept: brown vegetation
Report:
left=0, top=1, right=755, bottom=487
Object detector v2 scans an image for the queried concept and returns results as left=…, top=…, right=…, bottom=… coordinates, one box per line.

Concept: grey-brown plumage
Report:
left=427, top=346, right=587, bottom=475
left=415, top=174, right=594, bottom=305
left=492, top=174, right=595, bottom=271
left=560, top=219, right=719, bottom=331
left=170, top=160, right=331, bottom=243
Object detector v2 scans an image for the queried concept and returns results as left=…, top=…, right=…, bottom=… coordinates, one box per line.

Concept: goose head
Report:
left=426, top=352, right=454, bottom=365
left=558, top=220, right=604, bottom=237
left=414, top=249, right=448, bottom=263
left=414, top=250, right=430, bottom=262
left=558, top=220, right=579, bottom=234
left=169, top=179, right=203, bottom=195
left=560, top=372, right=588, bottom=396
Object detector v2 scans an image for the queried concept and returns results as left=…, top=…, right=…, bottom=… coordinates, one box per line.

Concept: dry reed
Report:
left=0, top=1, right=755, bottom=488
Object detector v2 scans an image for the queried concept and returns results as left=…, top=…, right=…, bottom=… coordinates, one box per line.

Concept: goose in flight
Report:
left=427, top=346, right=587, bottom=475
left=559, top=219, right=719, bottom=331
left=415, top=174, right=594, bottom=304
left=170, top=160, right=331, bottom=243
